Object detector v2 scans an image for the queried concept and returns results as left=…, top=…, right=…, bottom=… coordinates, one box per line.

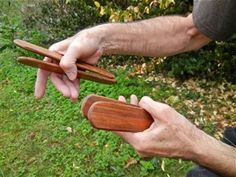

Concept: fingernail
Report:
left=70, top=98, right=78, bottom=103
left=34, top=90, right=44, bottom=99
left=35, top=95, right=42, bottom=100
left=66, top=71, right=77, bottom=81
left=62, top=92, right=70, bottom=98
left=118, top=96, right=126, bottom=102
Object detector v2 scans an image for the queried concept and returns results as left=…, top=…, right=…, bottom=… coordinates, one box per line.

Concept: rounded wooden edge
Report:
left=81, top=94, right=97, bottom=118
left=87, top=101, right=107, bottom=130
left=86, top=101, right=153, bottom=132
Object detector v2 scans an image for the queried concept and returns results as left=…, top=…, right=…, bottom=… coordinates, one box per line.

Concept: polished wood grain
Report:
left=14, top=39, right=115, bottom=79
left=87, top=101, right=153, bottom=132
left=17, top=57, right=116, bottom=84
left=81, top=94, right=128, bottom=117
left=81, top=94, right=153, bottom=132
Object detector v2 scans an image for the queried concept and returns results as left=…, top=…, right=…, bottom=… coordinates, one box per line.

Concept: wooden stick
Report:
left=81, top=94, right=153, bottom=132
left=81, top=94, right=128, bottom=117
left=87, top=101, right=153, bottom=132
left=14, top=39, right=115, bottom=79
left=17, top=57, right=116, bottom=84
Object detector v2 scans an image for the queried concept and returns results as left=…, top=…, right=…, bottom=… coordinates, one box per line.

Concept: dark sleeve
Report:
left=193, top=0, right=236, bottom=41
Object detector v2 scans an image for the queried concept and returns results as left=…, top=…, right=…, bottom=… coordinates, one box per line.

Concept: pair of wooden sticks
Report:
left=14, top=39, right=116, bottom=84
left=82, top=94, right=153, bottom=132
left=15, top=40, right=153, bottom=132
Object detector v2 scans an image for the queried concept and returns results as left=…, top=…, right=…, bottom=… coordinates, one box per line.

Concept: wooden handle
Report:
left=76, top=62, right=115, bottom=79
left=87, top=101, right=153, bottom=132
left=81, top=94, right=128, bottom=117
left=17, top=57, right=116, bottom=84
left=14, top=39, right=62, bottom=60
left=14, top=39, right=115, bottom=79
left=78, top=70, right=116, bottom=84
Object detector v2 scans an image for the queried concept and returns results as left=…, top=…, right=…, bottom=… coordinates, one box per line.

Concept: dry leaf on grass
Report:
left=124, top=157, right=137, bottom=168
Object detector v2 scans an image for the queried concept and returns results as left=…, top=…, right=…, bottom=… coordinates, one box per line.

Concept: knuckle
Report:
left=139, top=96, right=151, bottom=105
left=49, top=44, right=58, bottom=51
left=43, top=57, right=51, bottom=62
left=78, top=30, right=91, bottom=39
left=70, top=40, right=80, bottom=48
left=59, top=60, right=71, bottom=70
left=158, top=104, right=172, bottom=114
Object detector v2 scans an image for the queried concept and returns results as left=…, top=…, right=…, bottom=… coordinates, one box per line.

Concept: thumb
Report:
left=139, top=96, right=171, bottom=122
left=60, top=42, right=81, bottom=81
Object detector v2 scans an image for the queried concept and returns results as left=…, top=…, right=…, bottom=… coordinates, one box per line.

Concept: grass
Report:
left=1, top=1, right=236, bottom=177
left=0, top=48, right=193, bottom=177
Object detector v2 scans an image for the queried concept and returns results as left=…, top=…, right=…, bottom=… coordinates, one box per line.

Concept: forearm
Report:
left=193, top=130, right=236, bottom=177
left=92, top=14, right=210, bottom=57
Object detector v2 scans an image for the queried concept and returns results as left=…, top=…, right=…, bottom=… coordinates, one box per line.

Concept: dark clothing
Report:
left=193, top=0, right=236, bottom=41
left=188, top=1, right=236, bottom=176
left=186, top=127, right=236, bottom=177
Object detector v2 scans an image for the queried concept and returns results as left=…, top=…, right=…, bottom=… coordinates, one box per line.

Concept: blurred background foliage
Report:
left=21, top=0, right=192, bottom=42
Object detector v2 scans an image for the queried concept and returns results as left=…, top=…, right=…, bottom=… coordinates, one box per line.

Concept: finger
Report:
left=118, top=96, right=126, bottom=103
left=73, top=77, right=80, bottom=99
left=139, top=96, right=171, bottom=122
left=130, top=94, right=138, bottom=105
left=74, top=77, right=80, bottom=92
left=35, top=37, right=75, bottom=99
left=114, top=131, right=138, bottom=145
left=50, top=73, right=70, bottom=98
left=62, top=75, right=79, bottom=102
left=60, top=41, right=81, bottom=81
left=34, top=69, right=50, bottom=99
left=49, top=37, right=74, bottom=54
left=80, top=50, right=101, bottom=65
left=34, top=57, right=51, bottom=99
left=50, top=60, right=71, bottom=98
left=139, top=96, right=160, bottom=120
left=115, top=130, right=151, bottom=158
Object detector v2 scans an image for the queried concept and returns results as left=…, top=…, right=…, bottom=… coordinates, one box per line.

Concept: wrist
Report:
left=190, top=129, right=236, bottom=176
left=191, top=130, right=217, bottom=162
left=91, top=23, right=145, bottom=56
left=92, top=23, right=124, bottom=55
left=75, top=24, right=112, bottom=54
left=177, top=125, right=208, bottom=161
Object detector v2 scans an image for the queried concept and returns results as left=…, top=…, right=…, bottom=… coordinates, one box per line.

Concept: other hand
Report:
left=34, top=28, right=103, bottom=102
left=115, top=95, right=203, bottom=160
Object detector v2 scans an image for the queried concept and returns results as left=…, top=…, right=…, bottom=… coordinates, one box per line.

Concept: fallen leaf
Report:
left=66, top=127, right=73, bottom=133
left=124, top=157, right=137, bottom=168
left=28, top=132, right=36, bottom=140
left=27, top=157, right=36, bottom=165
left=161, top=159, right=165, bottom=171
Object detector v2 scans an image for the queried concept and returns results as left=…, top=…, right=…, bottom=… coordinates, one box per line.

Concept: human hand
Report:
left=115, top=95, right=204, bottom=160
left=35, top=28, right=103, bottom=102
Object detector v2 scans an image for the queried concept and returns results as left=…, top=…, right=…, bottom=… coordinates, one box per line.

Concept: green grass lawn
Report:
left=1, top=1, right=236, bottom=177
left=0, top=48, right=194, bottom=177
left=1, top=46, right=236, bottom=177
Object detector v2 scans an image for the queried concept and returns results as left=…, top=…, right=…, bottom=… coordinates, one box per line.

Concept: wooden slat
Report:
left=87, top=101, right=153, bottom=132
left=17, top=57, right=116, bottom=84
left=14, top=39, right=115, bottom=79
left=81, top=94, right=128, bottom=117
